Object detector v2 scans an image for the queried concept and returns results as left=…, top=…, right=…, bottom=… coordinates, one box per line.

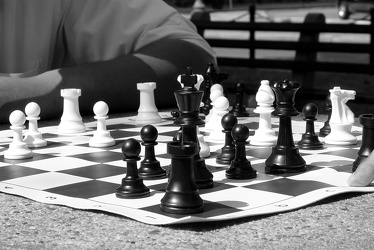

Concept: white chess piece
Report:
left=89, top=101, right=115, bottom=148
left=251, top=80, right=277, bottom=146
left=192, top=0, right=206, bottom=10
left=205, top=88, right=224, bottom=123
left=206, top=96, right=229, bottom=137
left=197, top=127, right=210, bottom=158
left=24, top=102, right=47, bottom=148
left=58, top=88, right=86, bottom=134
left=210, top=83, right=224, bottom=93
left=5, top=110, right=33, bottom=160
left=135, top=82, right=162, bottom=125
left=325, top=87, right=357, bottom=145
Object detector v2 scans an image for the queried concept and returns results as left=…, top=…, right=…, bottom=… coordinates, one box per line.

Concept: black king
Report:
left=160, top=67, right=213, bottom=214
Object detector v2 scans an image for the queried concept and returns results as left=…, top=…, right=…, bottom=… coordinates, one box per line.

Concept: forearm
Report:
left=348, top=150, right=374, bottom=186
left=0, top=38, right=216, bottom=123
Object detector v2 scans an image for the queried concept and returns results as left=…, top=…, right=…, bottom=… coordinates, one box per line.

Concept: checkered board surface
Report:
left=0, top=111, right=373, bottom=225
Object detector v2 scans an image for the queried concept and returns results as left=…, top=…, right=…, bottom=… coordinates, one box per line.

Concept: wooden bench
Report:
left=191, top=5, right=374, bottom=114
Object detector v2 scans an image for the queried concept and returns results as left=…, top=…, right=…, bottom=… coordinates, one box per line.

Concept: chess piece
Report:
left=251, top=80, right=277, bottom=146
left=138, top=124, right=166, bottom=179
left=216, top=113, right=237, bottom=165
left=161, top=67, right=205, bottom=213
left=24, top=102, right=47, bottom=148
left=210, top=83, right=224, bottom=95
left=352, top=114, right=374, bottom=172
left=200, top=64, right=228, bottom=116
left=230, top=81, right=250, bottom=117
left=116, top=139, right=150, bottom=198
left=319, top=94, right=332, bottom=137
left=197, top=127, right=210, bottom=158
left=205, top=96, right=229, bottom=132
left=172, top=111, right=209, bottom=158
left=173, top=67, right=213, bottom=189
left=205, top=88, right=224, bottom=123
left=192, top=0, right=206, bottom=10
left=265, top=80, right=306, bottom=174
left=89, top=101, right=115, bottom=148
left=58, top=88, right=86, bottom=134
left=297, top=103, right=324, bottom=149
left=160, top=140, right=204, bottom=214
left=207, top=96, right=229, bottom=140
left=5, top=110, right=33, bottom=160
left=200, top=63, right=215, bottom=115
left=325, top=87, right=357, bottom=145
left=225, top=124, right=257, bottom=179
left=135, top=82, right=162, bottom=125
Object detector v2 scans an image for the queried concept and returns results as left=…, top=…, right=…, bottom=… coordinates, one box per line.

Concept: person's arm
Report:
left=348, top=150, right=374, bottom=187
left=0, top=38, right=216, bottom=123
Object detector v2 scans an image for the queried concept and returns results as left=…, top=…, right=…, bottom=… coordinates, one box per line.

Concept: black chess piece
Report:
left=171, top=111, right=182, bottom=142
left=225, top=124, right=257, bottom=179
left=200, top=63, right=229, bottom=116
left=353, top=114, right=374, bottom=172
left=116, top=138, right=150, bottom=198
left=319, top=94, right=332, bottom=137
left=230, top=81, right=250, bottom=117
left=297, top=103, right=324, bottom=150
left=265, top=79, right=306, bottom=174
left=216, top=113, right=237, bottom=165
left=174, top=67, right=213, bottom=189
left=160, top=140, right=204, bottom=214
left=138, top=125, right=166, bottom=179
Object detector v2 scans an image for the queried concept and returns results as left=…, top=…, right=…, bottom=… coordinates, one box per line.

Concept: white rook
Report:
left=58, top=88, right=86, bottom=134
left=135, top=82, right=161, bottom=125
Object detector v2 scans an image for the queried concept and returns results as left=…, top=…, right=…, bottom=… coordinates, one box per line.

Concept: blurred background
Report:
left=165, top=0, right=374, bottom=116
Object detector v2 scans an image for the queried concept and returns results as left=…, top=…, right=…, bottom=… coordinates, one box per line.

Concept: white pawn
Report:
left=251, top=80, right=277, bottom=146
left=135, top=82, right=162, bottom=125
left=192, top=0, right=206, bottom=10
left=58, top=88, right=86, bottom=134
left=206, top=96, right=229, bottom=135
left=5, top=110, right=33, bottom=160
left=24, top=102, right=47, bottom=148
left=205, top=88, right=224, bottom=123
left=210, top=83, right=224, bottom=93
left=89, top=101, right=115, bottom=148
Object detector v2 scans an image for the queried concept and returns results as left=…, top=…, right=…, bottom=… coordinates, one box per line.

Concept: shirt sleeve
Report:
left=63, top=0, right=214, bottom=65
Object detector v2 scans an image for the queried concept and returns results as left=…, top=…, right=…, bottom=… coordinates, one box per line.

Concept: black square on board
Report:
left=0, top=165, right=47, bottom=181
left=244, top=178, right=335, bottom=196
left=70, top=151, right=124, bottom=163
left=58, top=164, right=126, bottom=179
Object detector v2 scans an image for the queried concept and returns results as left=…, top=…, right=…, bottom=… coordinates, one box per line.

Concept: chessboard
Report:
left=0, top=111, right=373, bottom=225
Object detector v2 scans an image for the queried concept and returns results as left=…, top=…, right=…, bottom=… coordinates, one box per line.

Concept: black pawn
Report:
left=230, top=81, right=250, bottom=117
left=139, top=125, right=166, bottom=179
left=319, top=94, right=332, bottom=137
left=160, top=141, right=204, bottom=214
left=265, top=79, right=306, bottom=174
left=297, top=103, right=324, bottom=149
left=116, top=139, right=150, bottom=198
left=225, top=124, right=257, bottom=179
left=216, top=113, right=237, bottom=165
left=353, top=114, right=374, bottom=172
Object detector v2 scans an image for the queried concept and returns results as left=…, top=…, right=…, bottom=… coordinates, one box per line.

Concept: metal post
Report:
left=370, top=8, right=374, bottom=65
left=249, top=4, right=255, bottom=67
